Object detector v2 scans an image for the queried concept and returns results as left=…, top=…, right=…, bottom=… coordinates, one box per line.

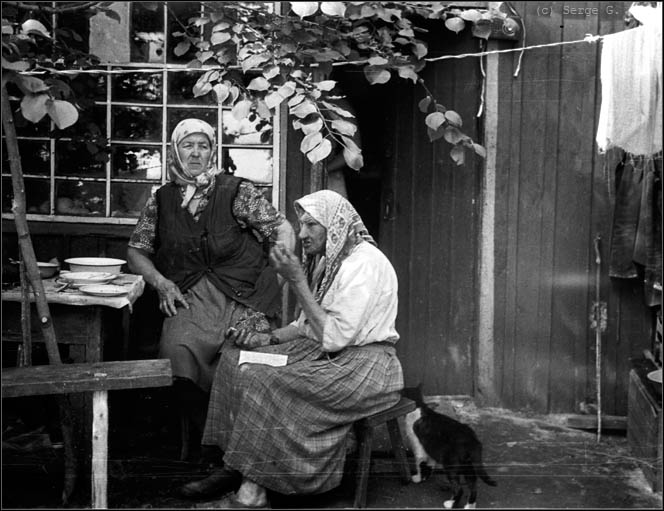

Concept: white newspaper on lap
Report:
left=238, top=350, right=288, bottom=367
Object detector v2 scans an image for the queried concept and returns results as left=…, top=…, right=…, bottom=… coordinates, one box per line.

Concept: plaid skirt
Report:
left=201, top=337, right=404, bottom=494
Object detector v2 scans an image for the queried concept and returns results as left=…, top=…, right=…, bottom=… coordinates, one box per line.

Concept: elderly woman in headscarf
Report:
left=126, top=119, right=295, bottom=457
left=184, top=189, right=404, bottom=508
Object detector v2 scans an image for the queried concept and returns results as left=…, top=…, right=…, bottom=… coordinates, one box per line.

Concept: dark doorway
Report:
left=330, top=68, right=393, bottom=244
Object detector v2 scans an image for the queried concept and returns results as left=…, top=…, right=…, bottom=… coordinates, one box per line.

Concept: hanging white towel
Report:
left=596, top=6, right=662, bottom=156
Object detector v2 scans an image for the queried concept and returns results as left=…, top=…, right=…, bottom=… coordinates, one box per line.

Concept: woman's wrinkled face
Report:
left=177, top=133, right=211, bottom=177
left=298, top=212, right=326, bottom=256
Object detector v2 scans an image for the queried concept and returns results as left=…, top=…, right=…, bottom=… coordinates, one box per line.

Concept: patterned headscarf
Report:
left=168, top=119, right=221, bottom=209
left=294, top=190, right=376, bottom=302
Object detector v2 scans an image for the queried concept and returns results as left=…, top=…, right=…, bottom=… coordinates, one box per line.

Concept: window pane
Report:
left=112, top=146, right=162, bottom=180
left=111, top=182, right=156, bottom=218
left=2, top=140, right=50, bottom=176
left=25, top=179, right=51, bottom=214
left=167, top=108, right=217, bottom=137
left=70, top=71, right=106, bottom=101
left=112, top=70, right=163, bottom=102
left=167, top=2, right=201, bottom=64
left=2, top=177, right=12, bottom=213
left=224, top=148, right=273, bottom=184
left=55, top=180, right=105, bottom=216
left=112, top=106, right=162, bottom=141
left=168, top=71, right=216, bottom=105
left=131, top=2, right=165, bottom=63
left=222, top=110, right=273, bottom=145
left=55, top=142, right=106, bottom=178
left=57, top=105, right=106, bottom=139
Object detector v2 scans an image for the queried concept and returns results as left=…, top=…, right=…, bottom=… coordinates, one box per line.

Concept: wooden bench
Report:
left=353, top=397, right=416, bottom=508
left=2, top=359, right=173, bottom=509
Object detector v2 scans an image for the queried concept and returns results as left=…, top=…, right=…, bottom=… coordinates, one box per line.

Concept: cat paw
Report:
left=464, top=503, right=477, bottom=509
left=411, top=474, right=422, bottom=483
left=443, top=499, right=455, bottom=509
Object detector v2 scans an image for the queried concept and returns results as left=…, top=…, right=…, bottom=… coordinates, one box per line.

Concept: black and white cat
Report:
left=403, top=384, right=497, bottom=509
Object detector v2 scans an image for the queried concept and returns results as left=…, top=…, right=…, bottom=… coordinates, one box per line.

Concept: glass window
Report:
left=112, top=107, right=162, bottom=141
left=112, top=71, right=163, bottom=103
left=167, top=108, right=217, bottom=136
left=222, top=111, right=273, bottom=145
left=225, top=148, right=273, bottom=184
left=111, top=182, right=157, bottom=218
left=112, top=146, right=162, bottom=180
left=2, top=1, right=280, bottom=224
left=2, top=140, right=51, bottom=176
left=168, top=71, right=216, bottom=105
left=55, top=141, right=106, bottom=178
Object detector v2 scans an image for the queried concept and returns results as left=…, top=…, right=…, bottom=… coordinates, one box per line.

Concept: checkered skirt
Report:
left=202, top=337, right=404, bottom=494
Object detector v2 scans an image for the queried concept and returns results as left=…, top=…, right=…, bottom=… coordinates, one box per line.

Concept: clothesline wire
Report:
left=17, top=33, right=605, bottom=77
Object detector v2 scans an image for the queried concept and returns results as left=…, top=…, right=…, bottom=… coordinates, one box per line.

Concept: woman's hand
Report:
left=226, top=328, right=272, bottom=350
left=269, top=243, right=306, bottom=284
left=154, top=277, right=189, bottom=317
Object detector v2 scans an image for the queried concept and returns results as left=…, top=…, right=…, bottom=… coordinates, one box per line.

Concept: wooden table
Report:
left=1, top=273, right=145, bottom=363
left=1, top=273, right=146, bottom=502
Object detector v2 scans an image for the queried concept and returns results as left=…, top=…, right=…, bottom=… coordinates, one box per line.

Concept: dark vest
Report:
left=154, top=176, right=281, bottom=317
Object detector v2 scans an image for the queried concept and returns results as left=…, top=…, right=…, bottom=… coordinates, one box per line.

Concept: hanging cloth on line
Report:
left=596, top=6, right=662, bottom=157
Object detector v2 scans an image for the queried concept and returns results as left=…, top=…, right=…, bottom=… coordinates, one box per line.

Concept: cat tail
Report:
left=477, top=465, right=497, bottom=487
left=471, top=449, right=497, bottom=487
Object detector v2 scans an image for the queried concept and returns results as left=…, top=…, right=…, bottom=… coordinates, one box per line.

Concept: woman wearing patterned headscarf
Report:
left=187, top=189, right=404, bottom=508
left=127, top=119, right=295, bottom=461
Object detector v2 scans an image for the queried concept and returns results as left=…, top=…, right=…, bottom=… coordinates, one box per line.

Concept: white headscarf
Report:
left=294, top=190, right=375, bottom=302
left=168, top=119, right=221, bottom=209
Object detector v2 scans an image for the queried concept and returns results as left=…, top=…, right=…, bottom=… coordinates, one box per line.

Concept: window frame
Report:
left=1, top=1, right=282, bottom=225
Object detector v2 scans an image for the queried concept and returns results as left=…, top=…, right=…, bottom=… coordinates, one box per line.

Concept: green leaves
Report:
left=162, top=1, right=493, bottom=171
left=444, top=18, right=465, bottom=34
left=291, top=2, right=319, bottom=18
left=46, top=99, right=78, bottom=129
left=20, top=93, right=49, bottom=123
left=363, top=66, right=391, bottom=85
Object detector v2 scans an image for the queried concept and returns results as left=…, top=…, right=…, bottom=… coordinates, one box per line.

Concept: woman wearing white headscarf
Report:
left=189, top=189, right=404, bottom=508
left=127, top=119, right=295, bottom=456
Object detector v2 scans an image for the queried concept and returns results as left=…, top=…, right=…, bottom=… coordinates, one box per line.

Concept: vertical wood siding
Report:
left=494, top=1, right=652, bottom=414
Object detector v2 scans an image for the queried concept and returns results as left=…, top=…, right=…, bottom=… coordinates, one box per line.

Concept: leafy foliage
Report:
left=1, top=2, right=116, bottom=159
left=173, top=1, right=501, bottom=168
left=2, top=1, right=506, bottom=169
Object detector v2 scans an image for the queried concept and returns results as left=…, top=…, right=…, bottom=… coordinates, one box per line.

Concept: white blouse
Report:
left=291, top=242, right=400, bottom=352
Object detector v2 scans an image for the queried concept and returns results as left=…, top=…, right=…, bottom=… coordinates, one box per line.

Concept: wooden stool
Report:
left=353, top=397, right=416, bottom=508
left=2, top=359, right=172, bottom=509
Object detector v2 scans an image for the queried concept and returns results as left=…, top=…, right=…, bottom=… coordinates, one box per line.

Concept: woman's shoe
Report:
left=178, top=468, right=241, bottom=499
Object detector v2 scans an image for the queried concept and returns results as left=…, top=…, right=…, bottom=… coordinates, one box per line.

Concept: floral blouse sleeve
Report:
left=128, top=180, right=284, bottom=254
left=232, top=181, right=285, bottom=240
left=128, top=193, right=158, bottom=254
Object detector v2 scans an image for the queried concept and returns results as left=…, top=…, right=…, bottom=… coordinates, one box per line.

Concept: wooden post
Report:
left=91, top=390, right=109, bottom=509
left=478, top=41, right=499, bottom=407
left=1, top=82, right=78, bottom=504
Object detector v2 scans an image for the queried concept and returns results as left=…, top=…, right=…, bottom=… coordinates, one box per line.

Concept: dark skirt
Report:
left=158, top=276, right=267, bottom=392
left=201, top=337, right=404, bottom=494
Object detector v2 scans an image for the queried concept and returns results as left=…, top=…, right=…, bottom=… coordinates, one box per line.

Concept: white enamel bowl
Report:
left=65, top=257, right=126, bottom=274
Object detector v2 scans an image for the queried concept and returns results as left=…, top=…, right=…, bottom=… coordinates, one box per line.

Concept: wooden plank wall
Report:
left=493, top=1, right=653, bottom=415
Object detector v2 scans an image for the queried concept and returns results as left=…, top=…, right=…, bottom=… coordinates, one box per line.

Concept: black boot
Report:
left=178, top=467, right=242, bottom=499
